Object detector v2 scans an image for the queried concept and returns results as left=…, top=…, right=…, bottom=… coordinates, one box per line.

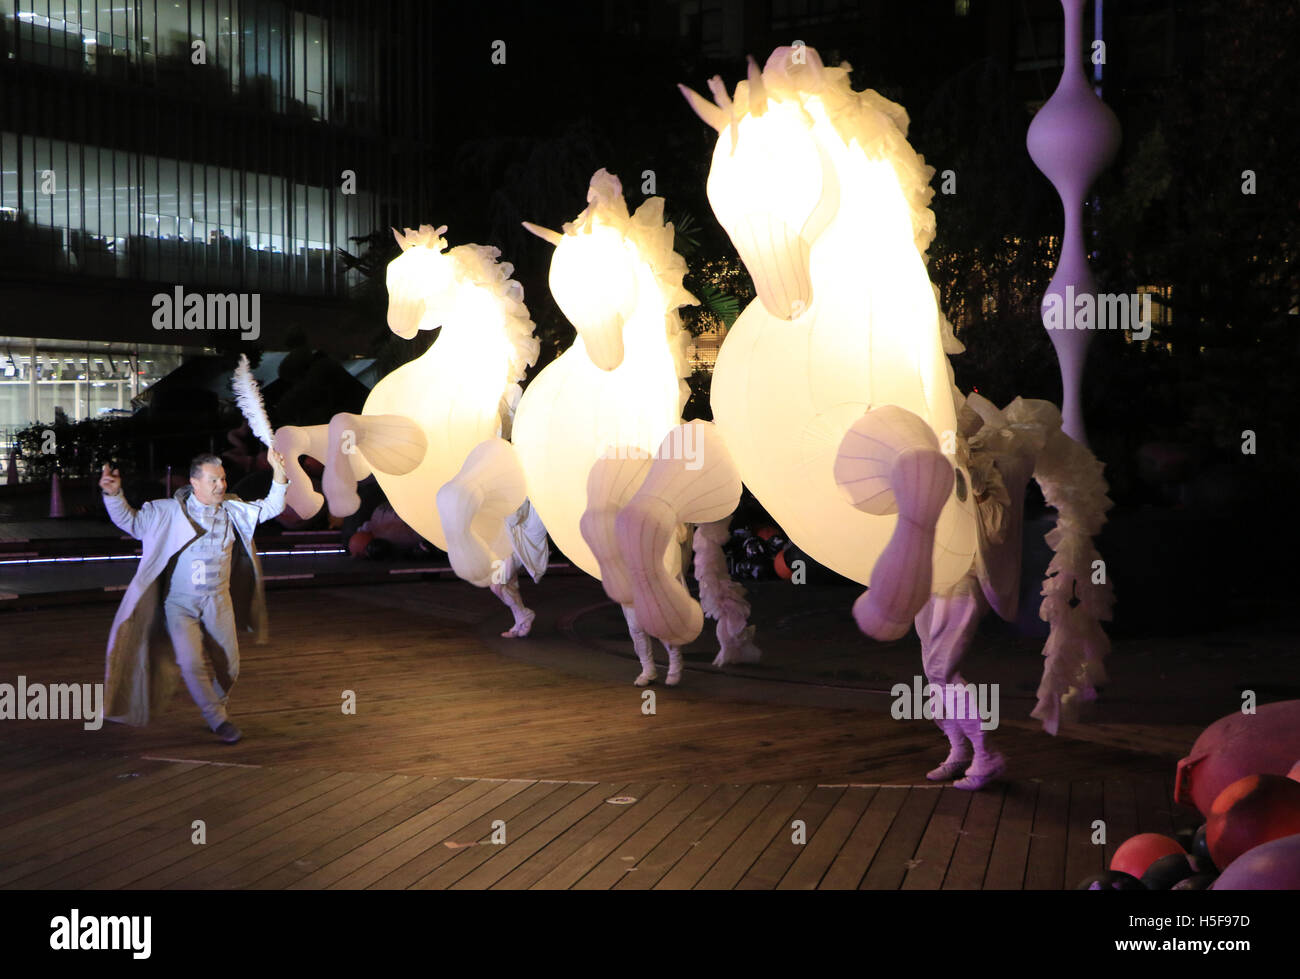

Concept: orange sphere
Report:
left=1110, top=833, right=1185, bottom=880
left=1207, top=774, right=1300, bottom=871
left=348, top=531, right=374, bottom=559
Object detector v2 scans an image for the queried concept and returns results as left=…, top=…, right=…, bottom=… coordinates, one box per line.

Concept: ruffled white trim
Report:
left=693, top=519, right=761, bottom=667
left=1000, top=398, right=1115, bottom=735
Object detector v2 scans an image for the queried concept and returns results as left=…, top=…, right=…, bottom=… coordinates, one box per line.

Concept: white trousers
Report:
left=164, top=590, right=239, bottom=731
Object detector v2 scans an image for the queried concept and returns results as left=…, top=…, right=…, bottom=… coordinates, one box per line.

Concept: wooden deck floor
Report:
left=0, top=583, right=1201, bottom=889
left=0, top=746, right=1196, bottom=890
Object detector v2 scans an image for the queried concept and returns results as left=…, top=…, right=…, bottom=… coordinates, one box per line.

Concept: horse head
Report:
left=524, top=170, right=642, bottom=371
left=386, top=224, right=458, bottom=339
left=680, top=48, right=841, bottom=321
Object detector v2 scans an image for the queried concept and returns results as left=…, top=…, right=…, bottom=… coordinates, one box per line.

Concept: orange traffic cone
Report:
left=49, top=469, right=66, bottom=518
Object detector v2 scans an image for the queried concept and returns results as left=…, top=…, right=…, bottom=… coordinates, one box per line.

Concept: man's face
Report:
left=190, top=463, right=226, bottom=506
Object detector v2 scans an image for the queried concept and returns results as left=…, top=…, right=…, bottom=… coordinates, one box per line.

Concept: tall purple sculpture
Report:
left=1027, top=0, right=1121, bottom=446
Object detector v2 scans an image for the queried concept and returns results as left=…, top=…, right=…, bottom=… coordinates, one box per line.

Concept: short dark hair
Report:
left=189, top=453, right=224, bottom=479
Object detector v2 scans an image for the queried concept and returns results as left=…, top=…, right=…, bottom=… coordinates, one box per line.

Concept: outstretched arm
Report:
left=99, top=464, right=156, bottom=540
left=253, top=450, right=290, bottom=524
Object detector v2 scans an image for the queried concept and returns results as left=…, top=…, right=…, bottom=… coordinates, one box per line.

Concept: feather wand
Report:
left=231, top=354, right=275, bottom=450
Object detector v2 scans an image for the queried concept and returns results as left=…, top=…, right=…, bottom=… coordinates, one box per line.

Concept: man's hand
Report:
left=269, top=449, right=288, bottom=485
left=99, top=464, right=122, bottom=497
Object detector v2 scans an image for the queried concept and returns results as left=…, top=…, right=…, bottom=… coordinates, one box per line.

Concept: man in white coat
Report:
left=99, top=452, right=288, bottom=743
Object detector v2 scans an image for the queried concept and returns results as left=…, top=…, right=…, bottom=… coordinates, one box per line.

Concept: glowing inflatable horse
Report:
left=666, top=47, right=1113, bottom=786
left=493, top=169, right=752, bottom=685
left=273, top=225, right=547, bottom=635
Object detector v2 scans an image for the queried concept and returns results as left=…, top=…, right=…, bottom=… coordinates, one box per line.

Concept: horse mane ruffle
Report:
left=444, top=241, right=541, bottom=424
left=714, top=47, right=940, bottom=266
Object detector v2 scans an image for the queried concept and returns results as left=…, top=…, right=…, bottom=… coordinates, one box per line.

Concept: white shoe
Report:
left=926, top=755, right=971, bottom=781
left=953, top=752, right=1005, bottom=791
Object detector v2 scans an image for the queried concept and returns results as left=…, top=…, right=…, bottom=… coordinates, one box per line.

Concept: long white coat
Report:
left=102, top=482, right=286, bottom=725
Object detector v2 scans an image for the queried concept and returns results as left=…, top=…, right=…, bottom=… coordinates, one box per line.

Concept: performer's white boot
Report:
left=952, top=714, right=1004, bottom=791
left=491, top=576, right=536, bottom=638
left=926, top=717, right=972, bottom=781
left=665, top=645, right=683, bottom=687
left=623, top=605, right=658, bottom=686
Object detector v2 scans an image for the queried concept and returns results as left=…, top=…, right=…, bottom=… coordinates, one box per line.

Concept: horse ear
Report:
left=677, top=83, right=727, bottom=132
left=393, top=228, right=411, bottom=252
left=747, top=56, right=767, bottom=114
left=522, top=222, right=564, bottom=247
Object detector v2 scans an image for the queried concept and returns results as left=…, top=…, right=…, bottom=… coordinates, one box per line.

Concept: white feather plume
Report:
left=232, top=354, right=275, bottom=450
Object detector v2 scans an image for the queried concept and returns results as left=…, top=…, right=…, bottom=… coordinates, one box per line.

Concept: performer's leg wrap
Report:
left=622, top=605, right=657, bottom=686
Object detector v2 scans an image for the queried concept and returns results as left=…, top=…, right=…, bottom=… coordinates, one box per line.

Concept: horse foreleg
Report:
left=437, top=438, right=527, bottom=588
left=615, top=421, right=742, bottom=649
left=271, top=424, right=328, bottom=518
left=835, top=405, right=954, bottom=641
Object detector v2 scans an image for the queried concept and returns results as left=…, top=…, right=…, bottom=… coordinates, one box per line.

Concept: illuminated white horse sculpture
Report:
left=273, top=225, right=547, bottom=635
left=488, top=169, right=751, bottom=685
left=666, top=47, right=1113, bottom=786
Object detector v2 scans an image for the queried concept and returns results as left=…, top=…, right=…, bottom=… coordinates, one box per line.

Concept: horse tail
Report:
left=1027, top=424, right=1115, bottom=735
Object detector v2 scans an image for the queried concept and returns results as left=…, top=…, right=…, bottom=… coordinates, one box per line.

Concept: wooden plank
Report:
left=250, top=775, right=469, bottom=889
left=819, top=786, right=906, bottom=890
left=1064, top=780, right=1105, bottom=889
left=85, top=767, right=347, bottom=889
left=696, top=783, right=814, bottom=889
left=3, top=764, right=252, bottom=887
left=902, top=787, right=971, bottom=890
left=860, top=787, right=941, bottom=890
left=615, top=783, right=751, bottom=890
left=410, top=781, right=597, bottom=890
left=477, top=783, right=644, bottom=890
left=1135, top=774, right=1177, bottom=837
left=983, top=780, right=1038, bottom=890
left=739, top=785, right=847, bottom=890
left=652, top=784, right=782, bottom=890
left=1101, top=777, right=1139, bottom=872
left=202, top=773, right=431, bottom=889
left=530, top=782, right=694, bottom=890
left=0, top=761, right=211, bottom=868
left=292, top=779, right=529, bottom=889
left=1023, top=780, right=1070, bottom=890
left=573, top=783, right=719, bottom=890
left=941, top=784, right=1004, bottom=890
left=133, top=770, right=376, bottom=888
left=371, top=780, right=569, bottom=889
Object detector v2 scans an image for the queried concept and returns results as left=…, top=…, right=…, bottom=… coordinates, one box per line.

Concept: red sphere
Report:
left=773, top=548, right=793, bottom=580
left=756, top=526, right=777, bottom=541
left=1206, top=774, right=1300, bottom=871
left=348, top=531, right=374, bottom=559
left=1110, top=833, right=1185, bottom=880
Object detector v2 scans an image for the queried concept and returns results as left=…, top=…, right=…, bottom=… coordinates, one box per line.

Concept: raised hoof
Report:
left=634, top=671, right=657, bottom=687
left=665, top=669, right=682, bottom=687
